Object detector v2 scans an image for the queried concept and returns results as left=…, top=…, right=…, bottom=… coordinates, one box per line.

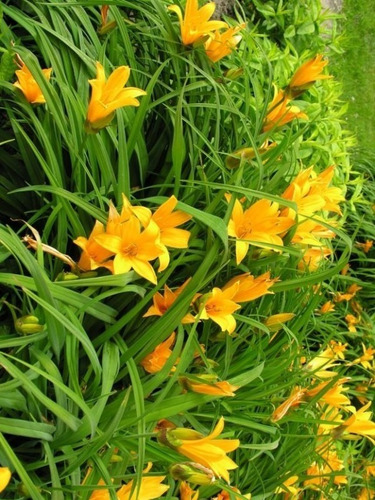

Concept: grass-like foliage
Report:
left=0, top=0, right=373, bottom=499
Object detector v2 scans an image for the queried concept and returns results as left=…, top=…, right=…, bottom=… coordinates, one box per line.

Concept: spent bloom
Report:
left=287, top=54, right=331, bottom=97
left=14, top=60, right=52, bottom=104
left=271, top=386, right=306, bottom=422
left=228, top=198, right=294, bottom=264
left=168, top=0, right=227, bottom=45
left=205, top=23, right=246, bottom=62
left=0, top=468, right=11, bottom=493
left=262, top=89, right=307, bottom=132
left=86, top=62, right=146, bottom=132
left=141, top=332, right=176, bottom=374
left=158, top=417, right=239, bottom=483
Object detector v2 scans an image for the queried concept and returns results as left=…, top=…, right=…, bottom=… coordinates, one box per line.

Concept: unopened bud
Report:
left=223, top=67, right=244, bottom=80
left=170, top=462, right=216, bottom=485
left=158, top=427, right=202, bottom=449
left=15, top=315, right=44, bottom=335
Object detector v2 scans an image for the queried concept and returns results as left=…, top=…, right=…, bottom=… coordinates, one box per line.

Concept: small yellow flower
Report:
left=328, top=340, right=347, bottom=360
left=204, top=23, right=246, bottom=62
left=141, top=332, right=176, bottom=374
left=144, top=279, right=195, bottom=323
left=86, top=62, right=146, bottom=132
left=179, top=375, right=239, bottom=397
left=263, top=89, right=307, bottom=132
left=304, top=345, right=342, bottom=378
left=350, top=344, right=375, bottom=370
left=14, top=61, right=52, bottom=104
left=159, top=417, right=239, bottom=483
left=358, top=487, right=375, bottom=500
left=168, top=0, right=228, bottom=46
left=180, top=480, right=199, bottom=500
left=345, top=313, right=360, bottom=333
left=305, top=379, right=351, bottom=409
left=74, top=220, right=114, bottom=272
left=228, top=198, right=294, bottom=264
left=318, top=301, right=335, bottom=314
left=275, top=475, right=300, bottom=499
left=199, top=284, right=241, bottom=334
left=287, top=54, right=331, bottom=97
left=223, top=271, right=277, bottom=303
left=356, top=240, right=373, bottom=253
left=95, top=217, right=164, bottom=284
left=335, top=283, right=362, bottom=302
left=0, top=467, right=11, bottom=493
left=332, top=402, right=375, bottom=443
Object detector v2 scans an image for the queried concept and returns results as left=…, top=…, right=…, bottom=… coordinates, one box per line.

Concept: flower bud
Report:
left=15, top=315, right=44, bottom=335
left=157, top=428, right=202, bottom=449
left=170, top=462, right=215, bottom=485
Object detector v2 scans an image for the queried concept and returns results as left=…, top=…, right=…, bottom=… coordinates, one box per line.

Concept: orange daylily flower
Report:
left=199, top=284, right=241, bottom=334
left=14, top=61, right=52, bottom=104
left=271, top=386, right=306, bottom=422
left=328, top=340, right=347, bottom=359
left=228, top=198, right=294, bottom=264
left=168, top=0, right=228, bottom=46
left=101, top=5, right=109, bottom=25
left=345, top=313, right=360, bottom=333
left=143, top=279, right=195, bottom=323
left=213, top=487, right=251, bottom=499
left=86, top=62, right=146, bottom=132
left=88, top=463, right=169, bottom=500
left=74, top=220, right=114, bottom=272
left=287, top=54, right=331, bottom=97
left=180, top=481, right=199, bottom=500
left=292, top=218, right=336, bottom=246
left=309, top=165, right=345, bottom=214
left=356, top=240, right=373, bottom=253
left=0, top=467, right=11, bottom=493
left=334, top=283, right=362, bottom=302
left=179, top=375, right=239, bottom=397
left=332, top=402, right=375, bottom=443
left=223, top=271, right=277, bottom=303
left=141, top=332, right=176, bottom=374
left=263, top=89, right=307, bottom=132
left=159, top=417, right=239, bottom=483
left=318, top=301, right=335, bottom=314
left=95, top=217, right=164, bottom=283
left=205, top=23, right=246, bottom=62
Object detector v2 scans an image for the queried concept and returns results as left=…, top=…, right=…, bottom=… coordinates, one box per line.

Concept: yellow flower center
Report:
left=123, top=243, right=138, bottom=257
left=237, top=223, right=252, bottom=239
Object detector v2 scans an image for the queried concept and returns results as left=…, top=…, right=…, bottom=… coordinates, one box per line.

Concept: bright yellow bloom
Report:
left=141, top=332, right=176, bottom=374
left=160, top=417, right=239, bottom=483
left=292, top=218, right=336, bottom=246
left=328, top=340, right=347, bottom=359
left=304, top=462, right=325, bottom=488
left=271, top=386, right=306, bottom=422
left=143, top=279, right=195, bottom=323
left=95, top=217, right=164, bottom=283
left=223, top=271, right=277, bottom=303
left=358, top=488, right=375, bottom=500
left=350, top=344, right=375, bottom=370
left=262, top=89, right=307, bottom=132
left=345, top=313, right=360, bottom=333
left=0, top=467, right=11, bottom=493
left=264, top=313, right=295, bottom=333
left=180, top=481, right=199, bottom=500
left=179, top=375, right=239, bottom=396
left=356, top=240, right=373, bottom=253
left=149, top=196, right=192, bottom=271
left=86, top=62, right=146, bottom=132
left=332, top=402, right=375, bottom=443
left=14, top=61, right=52, bottom=104
left=304, top=345, right=342, bottom=378
left=200, top=284, right=241, bottom=334
left=298, top=247, right=332, bottom=272
left=306, top=379, right=351, bottom=409
left=318, top=301, right=335, bottom=314
left=275, top=476, right=300, bottom=499
left=88, top=464, right=169, bottom=500
left=288, top=54, right=331, bottom=97
left=204, top=23, right=246, bottom=62
left=74, top=220, right=114, bottom=272
left=228, top=198, right=294, bottom=264
left=168, top=0, right=228, bottom=46
left=365, top=465, right=375, bottom=477
left=334, top=283, right=362, bottom=302
left=308, top=165, right=345, bottom=214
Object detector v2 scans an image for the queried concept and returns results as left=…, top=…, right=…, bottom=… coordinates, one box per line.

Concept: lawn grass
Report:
left=333, top=0, right=375, bottom=150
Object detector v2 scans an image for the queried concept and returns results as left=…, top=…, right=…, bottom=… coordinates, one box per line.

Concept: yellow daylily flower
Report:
left=263, top=89, right=307, bottom=132
left=159, top=417, right=239, bottom=483
left=358, top=487, right=375, bottom=500
left=318, top=301, right=335, bottom=314
left=350, top=344, right=375, bottom=370
left=143, top=278, right=195, bottom=323
left=205, top=23, right=246, bottom=62
left=140, top=332, right=176, bottom=374
left=223, top=271, right=277, bottom=303
left=0, top=467, right=11, bottom=493
left=275, top=475, right=301, bottom=499
left=86, top=62, right=146, bottom=132
left=298, top=246, right=332, bottom=272
left=95, top=217, right=164, bottom=283
left=179, top=375, right=239, bottom=397
left=264, top=313, right=295, bottom=333
left=199, top=284, right=241, bottom=334
left=168, top=0, right=228, bottom=46
left=287, top=54, right=332, bottom=97
left=305, top=379, right=351, bottom=409
left=228, top=198, right=294, bottom=264
left=14, top=61, right=52, bottom=104
left=74, top=220, right=114, bottom=272
left=332, top=402, right=375, bottom=443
